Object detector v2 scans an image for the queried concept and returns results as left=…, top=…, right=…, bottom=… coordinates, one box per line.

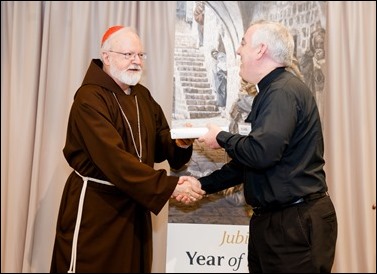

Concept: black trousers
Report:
left=248, top=195, right=337, bottom=273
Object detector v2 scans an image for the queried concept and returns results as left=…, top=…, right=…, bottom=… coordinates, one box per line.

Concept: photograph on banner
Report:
left=168, top=1, right=327, bottom=272
left=169, top=0, right=327, bottom=225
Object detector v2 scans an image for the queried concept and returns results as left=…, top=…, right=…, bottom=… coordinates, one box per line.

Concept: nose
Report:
left=131, top=55, right=142, bottom=64
left=236, top=46, right=241, bottom=56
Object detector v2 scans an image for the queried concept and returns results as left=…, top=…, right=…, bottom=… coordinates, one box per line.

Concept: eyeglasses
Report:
left=108, top=50, right=147, bottom=60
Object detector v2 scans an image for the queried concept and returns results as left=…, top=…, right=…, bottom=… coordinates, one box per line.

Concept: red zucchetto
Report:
left=101, top=25, right=124, bottom=46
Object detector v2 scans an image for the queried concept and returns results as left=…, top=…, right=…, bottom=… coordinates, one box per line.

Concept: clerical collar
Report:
left=257, top=67, right=286, bottom=92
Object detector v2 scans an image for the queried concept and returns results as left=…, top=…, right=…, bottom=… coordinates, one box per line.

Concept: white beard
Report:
left=110, top=64, right=142, bottom=86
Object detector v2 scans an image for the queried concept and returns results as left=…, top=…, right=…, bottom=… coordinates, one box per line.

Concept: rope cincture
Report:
left=67, top=171, right=114, bottom=273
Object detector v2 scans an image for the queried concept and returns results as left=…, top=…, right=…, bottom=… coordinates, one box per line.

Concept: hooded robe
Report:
left=50, top=59, right=192, bottom=273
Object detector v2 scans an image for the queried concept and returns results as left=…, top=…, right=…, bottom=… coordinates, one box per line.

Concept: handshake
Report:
left=171, top=176, right=206, bottom=205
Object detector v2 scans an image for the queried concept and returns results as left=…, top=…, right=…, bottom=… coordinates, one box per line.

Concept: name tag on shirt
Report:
left=238, top=123, right=252, bottom=135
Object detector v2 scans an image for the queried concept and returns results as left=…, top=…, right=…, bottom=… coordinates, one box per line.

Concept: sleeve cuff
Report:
left=216, top=131, right=233, bottom=148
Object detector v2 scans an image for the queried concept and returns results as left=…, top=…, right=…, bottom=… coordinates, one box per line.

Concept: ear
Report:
left=257, top=43, right=267, bottom=59
left=102, top=51, right=111, bottom=66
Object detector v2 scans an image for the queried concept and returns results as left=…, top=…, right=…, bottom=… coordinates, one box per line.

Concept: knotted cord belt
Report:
left=67, top=171, right=114, bottom=273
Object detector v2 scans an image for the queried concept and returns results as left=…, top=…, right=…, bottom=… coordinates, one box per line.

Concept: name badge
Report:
left=238, top=123, right=252, bottom=135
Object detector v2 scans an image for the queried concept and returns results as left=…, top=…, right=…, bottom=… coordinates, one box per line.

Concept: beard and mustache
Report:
left=109, top=61, right=143, bottom=86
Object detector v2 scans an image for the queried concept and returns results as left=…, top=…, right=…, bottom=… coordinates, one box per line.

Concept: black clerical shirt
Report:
left=199, top=67, right=327, bottom=208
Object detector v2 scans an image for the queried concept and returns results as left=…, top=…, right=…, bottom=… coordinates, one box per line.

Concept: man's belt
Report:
left=252, top=192, right=328, bottom=216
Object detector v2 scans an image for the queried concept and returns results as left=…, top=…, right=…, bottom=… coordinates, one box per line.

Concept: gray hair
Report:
left=249, top=20, right=294, bottom=67
left=100, top=26, right=138, bottom=59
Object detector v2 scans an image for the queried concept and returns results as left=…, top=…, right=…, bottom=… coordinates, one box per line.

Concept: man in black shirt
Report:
left=177, top=20, right=337, bottom=273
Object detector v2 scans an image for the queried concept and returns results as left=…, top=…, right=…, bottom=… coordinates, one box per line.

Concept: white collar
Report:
left=255, top=84, right=260, bottom=94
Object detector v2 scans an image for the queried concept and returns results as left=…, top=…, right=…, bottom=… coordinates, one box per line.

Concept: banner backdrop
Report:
left=166, top=224, right=248, bottom=273
left=168, top=1, right=327, bottom=272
